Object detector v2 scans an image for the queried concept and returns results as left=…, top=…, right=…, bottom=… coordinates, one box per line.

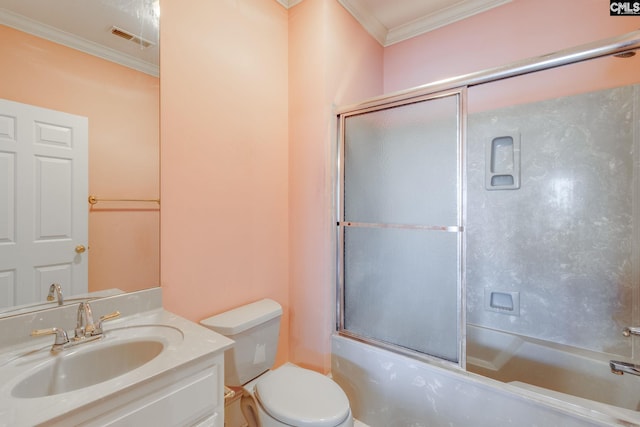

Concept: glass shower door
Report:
left=337, top=90, right=464, bottom=365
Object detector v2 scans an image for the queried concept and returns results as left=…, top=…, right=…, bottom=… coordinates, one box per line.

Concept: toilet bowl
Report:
left=201, top=299, right=353, bottom=427
left=242, top=364, right=352, bottom=427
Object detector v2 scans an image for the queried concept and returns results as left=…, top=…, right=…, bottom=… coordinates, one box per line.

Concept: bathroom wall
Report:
left=159, top=0, right=638, bottom=381
left=383, top=0, right=640, bottom=95
left=288, top=0, right=383, bottom=372
left=160, top=0, right=291, bottom=364
left=160, top=0, right=382, bottom=371
left=331, top=1, right=640, bottom=425
left=286, top=0, right=640, bottom=377
left=0, top=24, right=160, bottom=294
left=467, top=84, right=638, bottom=357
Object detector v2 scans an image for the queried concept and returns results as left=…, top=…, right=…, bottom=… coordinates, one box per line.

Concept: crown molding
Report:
left=276, top=0, right=305, bottom=9
left=386, top=0, right=512, bottom=46
left=0, top=8, right=159, bottom=77
left=338, top=0, right=512, bottom=47
left=1, top=0, right=511, bottom=75
left=337, top=0, right=387, bottom=45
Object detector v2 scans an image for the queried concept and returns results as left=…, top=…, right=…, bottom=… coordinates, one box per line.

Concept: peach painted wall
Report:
left=288, top=0, right=383, bottom=372
left=384, top=0, right=640, bottom=94
left=288, top=0, right=638, bottom=372
left=159, top=0, right=380, bottom=372
left=159, top=0, right=290, bottom=365
left=0, top=25, right=159, bottom=295
left=162, top=0, right=637, bottom=375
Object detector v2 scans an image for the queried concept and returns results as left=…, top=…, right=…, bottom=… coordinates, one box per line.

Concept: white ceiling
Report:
left=0, top=0, right=160, bottom=76
left=0, top=0, right=511, bottom=76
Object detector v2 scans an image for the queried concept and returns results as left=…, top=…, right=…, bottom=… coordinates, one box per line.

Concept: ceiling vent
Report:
left=110, top=26, right=155, bottom=49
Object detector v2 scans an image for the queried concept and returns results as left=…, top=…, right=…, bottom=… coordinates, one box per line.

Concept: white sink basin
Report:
left=12, top=339, right=164, bottom=398
left=0, top=293, right=234, bottom=427
left=6, top=324, right=184, bottom=400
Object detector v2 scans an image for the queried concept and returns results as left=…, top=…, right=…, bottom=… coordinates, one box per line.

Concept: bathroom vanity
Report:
left=0, top=288, right=233, bottom=426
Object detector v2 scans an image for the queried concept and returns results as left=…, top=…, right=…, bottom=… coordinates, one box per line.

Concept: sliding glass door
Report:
left=337, top=90, right=464, bottom=365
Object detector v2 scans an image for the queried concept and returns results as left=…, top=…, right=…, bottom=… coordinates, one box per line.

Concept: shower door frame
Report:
left=336, top=88, right=467, bottom=368
left=335, top=29, right=640, bottom=369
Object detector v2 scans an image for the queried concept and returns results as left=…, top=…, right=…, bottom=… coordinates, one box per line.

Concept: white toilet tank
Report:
left=200, top=299, right=282, bottom=386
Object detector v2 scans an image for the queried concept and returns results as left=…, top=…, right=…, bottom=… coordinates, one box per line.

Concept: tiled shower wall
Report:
left=466, top=84, right=639, bottom=357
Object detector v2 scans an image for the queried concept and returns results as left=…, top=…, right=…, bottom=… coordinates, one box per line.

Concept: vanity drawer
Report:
left=99, top=364, right=221, bottom=426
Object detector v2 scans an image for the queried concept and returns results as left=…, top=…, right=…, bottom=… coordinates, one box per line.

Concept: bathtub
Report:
left=467, top=324, right=640, bottom=421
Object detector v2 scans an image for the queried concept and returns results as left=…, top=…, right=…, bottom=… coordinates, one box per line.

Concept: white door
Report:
left=0, top=99, right=88, bottom=308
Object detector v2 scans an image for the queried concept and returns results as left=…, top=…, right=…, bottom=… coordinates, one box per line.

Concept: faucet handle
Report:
left=99, top=310, right=120, bottom=323
left=623, top=326, right=640, bottom=337
left=31, top=327, right=69, bottom=351
left=90, top=311, right=120, bottom=335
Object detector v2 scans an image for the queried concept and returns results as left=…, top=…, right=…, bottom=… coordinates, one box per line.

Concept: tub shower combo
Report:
left=335, top=30, right=640, bottom=424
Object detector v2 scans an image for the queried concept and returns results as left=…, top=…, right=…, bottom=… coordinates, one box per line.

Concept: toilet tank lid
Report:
left=200, top=298, right=282, bottom=336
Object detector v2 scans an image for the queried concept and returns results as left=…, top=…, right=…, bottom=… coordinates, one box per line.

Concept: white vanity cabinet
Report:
left=104, top=357, right=224, bottom=427
left=0, top=288, right=233, bottom=427
left=49, top=353, right=225, bottom=426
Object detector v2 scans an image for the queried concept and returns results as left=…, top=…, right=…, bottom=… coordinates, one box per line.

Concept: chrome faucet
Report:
left=74, top=301, right=120, bottom=339
left=610, top=360, right=640, bottom=376
left=75, top=301, right=95, bottom=338
left=31, top=302, right=120, bottom=351
left=46, top=283, right=64, bottom=306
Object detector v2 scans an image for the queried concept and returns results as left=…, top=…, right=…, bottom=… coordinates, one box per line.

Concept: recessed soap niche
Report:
left=485, top=133, right=521, bottom=190
left=484, top=289, right=520, bottom=316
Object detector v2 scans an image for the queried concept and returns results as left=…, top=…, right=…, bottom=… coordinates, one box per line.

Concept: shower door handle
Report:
left=622, top=326, right=640, bottom=337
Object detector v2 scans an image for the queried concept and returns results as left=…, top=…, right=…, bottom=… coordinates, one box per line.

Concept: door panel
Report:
left=36, top=156, right=72, bottom=239
left=338, top=91, right=464, bottom=365
left=0, top=151, right=15, bottom=244
left=344, top=226, right=459, bottom=361
left=0, top=99, right=88, bottom=308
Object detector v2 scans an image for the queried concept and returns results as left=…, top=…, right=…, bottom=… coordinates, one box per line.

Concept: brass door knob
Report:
left=75, top=245, right=86, bottom=254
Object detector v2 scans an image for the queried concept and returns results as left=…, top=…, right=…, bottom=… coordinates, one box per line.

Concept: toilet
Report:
left=200, top=299, right=353, bottom=427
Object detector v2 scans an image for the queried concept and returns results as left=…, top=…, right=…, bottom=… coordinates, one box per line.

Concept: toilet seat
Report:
left=254, top=366, right=351, bottom=427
